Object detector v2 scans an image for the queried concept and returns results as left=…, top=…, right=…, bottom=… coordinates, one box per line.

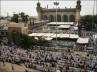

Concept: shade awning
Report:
left=77, top=37, right=89, bottom=44
left=58, top=25, right=70, bottom=29
left=59, top=34, right=70, bottom=38
left=45, top=37, right=53, bottom=40
left=28, top=33, right=79, bottom=39
left=43, top=33, right=54, bottom=37
left=69, top=34, right=79, bottom=39
left=74, top=26, right=78, bottom=30
left=28, top=33, right=38, bottom=36
left=47, top=22, right=74, bottom=25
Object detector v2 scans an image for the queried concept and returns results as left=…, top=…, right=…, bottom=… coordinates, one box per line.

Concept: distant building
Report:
left=8, top=22, right=28, bottom=34
left=0, top=19, right=8, bottom=37
left=36, top=0, right=81, bottom=24
left=8, top=14, right=28, bottom=34
left=28, top=17, right=37, bottom=33
left=28, top=17, right=48, bottom=33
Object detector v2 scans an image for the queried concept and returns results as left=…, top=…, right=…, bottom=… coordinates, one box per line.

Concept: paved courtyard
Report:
left=0, top=61, right=41, bottom=72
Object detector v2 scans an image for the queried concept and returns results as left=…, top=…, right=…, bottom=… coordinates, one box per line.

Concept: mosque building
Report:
left=36, top=0, right=81, bottom=24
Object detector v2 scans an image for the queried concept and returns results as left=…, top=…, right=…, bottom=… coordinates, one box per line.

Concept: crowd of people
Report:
left=32, top=25, right=78, bottom=34
left=0, top=44, right=97, bottom=72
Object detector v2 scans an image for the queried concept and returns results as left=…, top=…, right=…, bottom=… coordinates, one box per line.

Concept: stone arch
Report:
left=49, top=15, right=54, bottom=22
left=70, top=15, right=75, bottom=22
left=57, top=15, right=61, bottom=22
left=63, top=15, right=68, bottom=22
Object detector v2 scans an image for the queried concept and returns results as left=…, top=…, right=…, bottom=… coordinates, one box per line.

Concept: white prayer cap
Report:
left=56, top=70, right=60, bottom=72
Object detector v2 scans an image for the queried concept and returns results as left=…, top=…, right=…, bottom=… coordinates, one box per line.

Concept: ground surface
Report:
left=0, top=61, right=41, bottom=72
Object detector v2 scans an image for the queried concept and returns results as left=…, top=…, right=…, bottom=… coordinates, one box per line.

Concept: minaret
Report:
left=75, top=0, right=81, bottom=36
left=76, top=0, right=81, bottom=10
left=47, top=5, right=48, bottom=9
left=75, top=0, right=81, bottom=25
left=36, top=1, right=42, bottom=21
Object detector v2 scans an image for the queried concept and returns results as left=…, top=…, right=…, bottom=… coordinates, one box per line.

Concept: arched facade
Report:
left=49, top=15, right=54, bottom=22
left=37, top=0, right=81, bottom=23
left=63, top=15, right=68, bottom=22
left=57, top=15, right=61, bottom=22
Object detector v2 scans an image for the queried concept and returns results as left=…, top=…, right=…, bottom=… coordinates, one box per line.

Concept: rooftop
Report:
left=8, top=22, right=26, bottom=27
left=42, top=8, right=76, bottom=12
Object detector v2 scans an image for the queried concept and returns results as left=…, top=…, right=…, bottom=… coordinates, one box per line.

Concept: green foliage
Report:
left=37, top=37, right=49, bottom=47
left=11, top=14, right=19, bottom=23
left=11, top=12, right=29, bottom=23
left=8, top=32, right=33, bottom=49
left=8, top=32, right=49, bottom=49
left=20, top=12, right=29, bottom=23
left=0, top=17, right=4, bottom=20
left=80, top=15, right=97, bottom=31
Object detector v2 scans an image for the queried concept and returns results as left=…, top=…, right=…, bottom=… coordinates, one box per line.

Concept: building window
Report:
left=70, top=15, right=75, bottom=22
left=49, top=15, right=54, bottom=22
left=57, top=15, right=61, bottom=22
left=63, top=15, right=68, bottom=22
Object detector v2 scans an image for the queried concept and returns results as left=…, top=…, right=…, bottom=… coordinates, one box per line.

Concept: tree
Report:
left=80, top=15, right=97, bottom=31
left=20, top=34, right=33, bottom=49
left=24, top=15, right=29, bottom=23
left=37, top=37, right=49, bottom=47
left=8, top=32, right=34, bottom=49
left=0, top=17, right=4, bottom=19
left=11, top=14, right=19, bottom=23
left=8, top=32, right=49, bottom=49
left=11, top=12, right=29, bottom=23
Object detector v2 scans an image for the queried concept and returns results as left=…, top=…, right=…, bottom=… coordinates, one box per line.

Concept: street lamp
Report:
left=54, top=2, right=59, bottom=44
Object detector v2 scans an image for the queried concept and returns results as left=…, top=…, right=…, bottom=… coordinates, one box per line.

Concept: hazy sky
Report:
left=1, top=0, right=97, bottom=17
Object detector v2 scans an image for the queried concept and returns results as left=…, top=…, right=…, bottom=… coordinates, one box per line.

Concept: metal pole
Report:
left=56, top=4, right=57, bottom=44
left=54, top=2, right=59, bottom=44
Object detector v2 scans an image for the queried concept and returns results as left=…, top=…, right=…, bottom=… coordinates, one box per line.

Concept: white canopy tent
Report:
left=28, top=33, right=79, bottom=39
left=59, top=34, right=70, bottom=38
left=28, top=33, right=38, bottom=36
left=50, top=33, right=60, bottom=38
left=58, top=25, right=70, bottom=29
left=77, top=37, right=89, bottom=44
left=47, top=22, right=74, bottom=25
left=45, top=37, right=53, bottom=40
left=35, top=33, right=45, bottom=36
left=74, top=26, right=78, bottom=30
left=69, top=34, right=79, bottom=39
left=43, top=33, right=54, bottom=37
